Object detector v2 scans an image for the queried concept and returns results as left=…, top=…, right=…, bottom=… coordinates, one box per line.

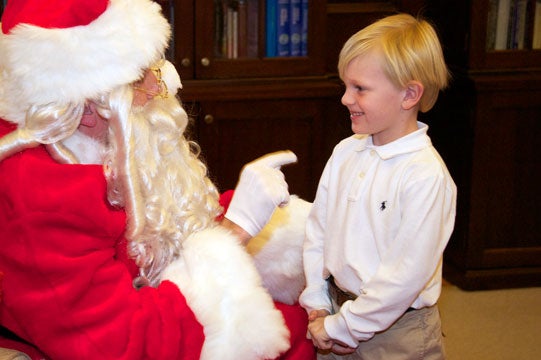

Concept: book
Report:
left=289, top=0, right=302, bottom=56
left=246, top=0, right=259, bottom=58
left=513, top=0, right=528, bottom=49
left=495, top=0, right=511, bottom=50
left=230, top=4, right=239, bottom=58
left=507, top=0, right=521, bottom=49
left=486, top=0, right=499, bottom=50
left=238, top=0, right=248, bottom=57
left=277, top=0, right=291, bottom=57
left=214, top=0, right=254, bottom=59
left=301, top=0, right=308, bottom=56
left=225, top=3, right=237, bottom=58
left=534, top=0, right=541, bottom=49
left=504, top=0, right=528, bottom=50
left=265, top=0, right=278, bottom=57
left=214, top=0, right=225, bottom=57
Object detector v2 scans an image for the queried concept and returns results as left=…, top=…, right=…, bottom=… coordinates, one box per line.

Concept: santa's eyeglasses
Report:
left=132, top=61, right=169, bottom=99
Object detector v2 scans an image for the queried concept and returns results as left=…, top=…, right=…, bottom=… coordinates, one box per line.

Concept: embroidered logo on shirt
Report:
left=380, top=201, right=387, bottom=211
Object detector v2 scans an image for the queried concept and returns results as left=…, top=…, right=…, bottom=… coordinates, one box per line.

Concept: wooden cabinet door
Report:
left=187, top=97, right=346, bottom=201
left=154, top=0, right=195, bottom=80
left=442, top=73, right=541, bottom=289
left=468, top=75, right=541, bottom=269
left=192, top=0, right=327, bottom=79
left=469, top=0, right=541, bottom=70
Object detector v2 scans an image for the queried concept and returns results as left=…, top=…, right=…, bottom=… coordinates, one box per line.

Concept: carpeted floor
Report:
left=439, top=280, right=541, bottom=360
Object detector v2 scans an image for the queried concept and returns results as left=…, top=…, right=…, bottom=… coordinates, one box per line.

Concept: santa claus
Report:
left=0, top=0, right=313, bottom=359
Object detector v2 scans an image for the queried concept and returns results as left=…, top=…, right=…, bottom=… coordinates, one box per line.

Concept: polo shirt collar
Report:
left=354, top=122, right=431, bottom=160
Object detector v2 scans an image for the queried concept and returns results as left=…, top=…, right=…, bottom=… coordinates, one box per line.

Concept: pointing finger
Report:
left=255, top=150, right=297, bottom=169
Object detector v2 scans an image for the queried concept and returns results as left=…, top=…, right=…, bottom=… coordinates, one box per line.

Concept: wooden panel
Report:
left=443, top=262, right=541, bottom=290
left=471, top=76, right=541, bottom=267
left=441, top=73, right=541, bottom=289
left=191, top=98, right=327, bottom=201
left=155, top=0, right=195, bottom=79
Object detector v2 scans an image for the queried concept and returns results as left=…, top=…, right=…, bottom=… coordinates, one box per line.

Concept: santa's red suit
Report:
left=0, top=120, right=315, bottom=359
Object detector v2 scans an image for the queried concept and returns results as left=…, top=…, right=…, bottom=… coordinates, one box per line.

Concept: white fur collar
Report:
left=61, top=130, right=107, bottom=164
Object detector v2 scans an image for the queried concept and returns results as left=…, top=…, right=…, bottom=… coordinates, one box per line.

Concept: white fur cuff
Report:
left=161, top=226, right=290, bottom=360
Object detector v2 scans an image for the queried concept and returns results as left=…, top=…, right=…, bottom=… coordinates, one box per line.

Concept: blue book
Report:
left=300, top=0, right=308, bottom=56
left=265, top=0, right=277, bottom=57
left=277, top=0, right=291, bottom=57
left=289, top=0, right=302, bottom=56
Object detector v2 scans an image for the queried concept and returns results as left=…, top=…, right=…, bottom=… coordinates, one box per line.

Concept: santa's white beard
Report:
left=102, top=95, right=221, bottom=285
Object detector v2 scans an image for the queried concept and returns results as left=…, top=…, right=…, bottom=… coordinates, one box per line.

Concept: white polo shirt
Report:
left=300, top=122, right=457, bottom=347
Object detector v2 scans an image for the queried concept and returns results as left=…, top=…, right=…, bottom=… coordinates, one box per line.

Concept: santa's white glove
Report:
left=225, top=150, right=297, bottom=237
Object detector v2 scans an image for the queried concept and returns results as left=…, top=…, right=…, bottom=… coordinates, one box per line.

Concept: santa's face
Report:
left=77, top=68, right=161, bottom=142
left=132, top=68, right=162, bottom=107
left=78, top=102, right=109, bottom=143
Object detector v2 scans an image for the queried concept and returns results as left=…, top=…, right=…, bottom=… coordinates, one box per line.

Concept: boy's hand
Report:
left=307, top=309, right=356, bottom=355
left=307, top=316, right=333, bottom=350
left=308, top=309, right=329, bottom=321
left=331, top=341, right=357, bottom=355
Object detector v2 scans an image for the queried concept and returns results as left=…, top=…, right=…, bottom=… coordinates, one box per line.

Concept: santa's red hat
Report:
left=0, top=0, right=171, bottom=124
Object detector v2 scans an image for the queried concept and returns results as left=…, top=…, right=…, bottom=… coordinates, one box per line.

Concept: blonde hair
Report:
left=338, top=13, right=449, bottom=112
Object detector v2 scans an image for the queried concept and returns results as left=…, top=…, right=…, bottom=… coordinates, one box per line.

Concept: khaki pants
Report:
left=317, top=305, right=446, bottom=360
left=0, top=348, right=31, bottom=360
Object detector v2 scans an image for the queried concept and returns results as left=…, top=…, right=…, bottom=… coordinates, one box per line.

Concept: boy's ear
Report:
left=402, top=81, right=424, bottom=110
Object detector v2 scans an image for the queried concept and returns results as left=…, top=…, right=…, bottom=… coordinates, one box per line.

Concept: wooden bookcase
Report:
left=421, top=0, right=541, bottom=290
left=8, top=1, right=536, bottom=290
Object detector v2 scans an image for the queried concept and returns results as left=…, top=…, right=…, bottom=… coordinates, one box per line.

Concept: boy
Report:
left=299, top=13, right=456, bottom=359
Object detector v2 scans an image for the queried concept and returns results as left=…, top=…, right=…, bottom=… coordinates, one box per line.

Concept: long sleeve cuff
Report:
left=324, top=306, right=374, bottom=348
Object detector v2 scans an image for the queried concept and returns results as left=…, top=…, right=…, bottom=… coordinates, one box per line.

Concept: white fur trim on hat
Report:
left=0, top=0, right=170, bottom=124
left=161, top=226, right=291, bottom=360
left=160, top=60, right=182, bottom=97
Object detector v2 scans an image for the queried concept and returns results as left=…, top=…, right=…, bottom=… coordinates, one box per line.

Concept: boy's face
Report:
left=341, top=50, right=415, bottom=146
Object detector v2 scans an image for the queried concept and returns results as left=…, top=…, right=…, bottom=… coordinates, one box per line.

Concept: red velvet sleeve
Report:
left=0, top=145, right=204, bottom=360
left=216, top=189, right=234, bottom=221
